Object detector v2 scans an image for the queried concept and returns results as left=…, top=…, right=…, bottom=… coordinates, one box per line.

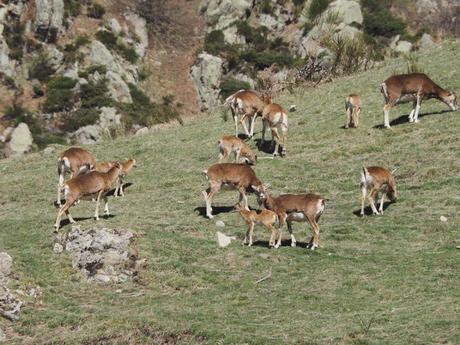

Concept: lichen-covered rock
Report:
left=34, top=0, right=64, bottom=42
left=201, top=0, right=253, bottom=30
left=6, top=123, right=33, bottom=156
left=60, top=226, right=141, bottom=283
left=0, top=285, right=22, bottom=321
left=46, top=46, right=64, bottom=70
left=191, top=53, right=224, bottom=110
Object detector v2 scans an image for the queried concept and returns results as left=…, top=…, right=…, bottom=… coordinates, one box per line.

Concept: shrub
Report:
left=62, top=108, right=100, bottom=132
left=236, top=22, right=269, bottom=51
left=64, top=0, right=81, bottom=17
left=29, top=53, right=55, bottom=82
left=293, top=0, right=306, bottom=6
left=95, top=30, right=138, bottom=63
left=3, top=20, right=25, bottom=60
left=220, top=77, right=251, bottom=99
left=0, top=73, right=16, bottom=89
left=308, top=0, right=331, bottom=20
left=361, top=0, right=406, bottom=37
left=405, top=53, right=424, bottom=74
left=240, top=50, right=294, bottom=70
left=117, top=84, right=181, bottom=127
left=260, top=0, right=274, bottom=15
left=87, top=3, right=106, bottom=19
left=79, top=78, right=112, bottom=109
left=33, top=84, right=44, bottom=97
left=204, top=30, right=226, bottom=55
left=44, top=76, right=77, bottom=112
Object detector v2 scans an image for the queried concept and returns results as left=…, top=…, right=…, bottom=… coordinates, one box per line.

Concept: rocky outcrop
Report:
left=325, top=0, right=363, bottom=25
left=5, top=123, right=33, bottom=156
left=34, top=0, right=65, bottom=42
left=106, top=71, right=132, bottom=103
left=191, top=53, right=223, bottom=110
left=55, top=226, right=144, bottom=284
left=125, top=13, right=149, bottom=59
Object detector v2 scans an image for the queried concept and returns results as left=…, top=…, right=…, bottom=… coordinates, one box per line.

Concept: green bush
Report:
left=220, top=78, right=251, bottom=100
left=0, top=73, right=16, bottom=89
left=308, top=0, right=331, bottom=20
left=33, top=84, right=44, bottom=97
left=3, top=21, right=25, bottom=60
left=260, top=0, right=274, bottom=15
left=44, top=76, right=77, bottom=112
left=117, top=84, right=181, bottom=127
left=361, top=0, right=406, bottom=37
left=62, top=108, right=100, bottom=132
left=204, top=30, right=226, bottom=55
left=236, top=22, right=269, bottom=51
left=64, top=0, right=81, bottom=17
left=293, top=0, right=306, bottom=6
left=79, top=78, right=112, bottom=109
left=87, top=3, right=106, bottom=19
left=29, top=54, right=55, bottom=82
left=240, top=49, right=294, bottom=70
left=95, top=30, right=138, bottom=63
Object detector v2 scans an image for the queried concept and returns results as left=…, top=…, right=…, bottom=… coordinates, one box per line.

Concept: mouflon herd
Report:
left=54, top=72, right=457, bottom=249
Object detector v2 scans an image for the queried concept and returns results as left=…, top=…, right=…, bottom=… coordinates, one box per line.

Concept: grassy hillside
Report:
left=0, top=41, right=459, bottom=344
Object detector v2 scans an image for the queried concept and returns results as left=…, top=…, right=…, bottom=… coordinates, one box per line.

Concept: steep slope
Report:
left=0, top=41, right=459, bottom=344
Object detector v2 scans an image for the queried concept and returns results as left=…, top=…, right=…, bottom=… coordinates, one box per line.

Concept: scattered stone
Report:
left=53, top=243, right=63, bottom=254
left=216, top=231, right=236, bottom=248
left=63, top=226, right=142, bottom=283
left=215, top=220, right=225, bottom=228
left=108, top=18, right=122, bottom=35
left=289, top=105, right=297, bottom=112
left=43, top=146, right=55, bottom=155
left=440, top=216, right=447, bottom=222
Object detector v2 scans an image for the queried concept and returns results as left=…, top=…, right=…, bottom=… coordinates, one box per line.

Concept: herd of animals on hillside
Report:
left=53, top=72, right=458, bottom=250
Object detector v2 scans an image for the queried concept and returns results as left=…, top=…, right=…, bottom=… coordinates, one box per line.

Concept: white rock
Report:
left=53, top=243, right=63, bottom=254
left=125, top=13, right=149, bottom=58
left=394, top=40, right=413, bottom=54
left=325, top=0, right=363, bottom=25
left=46, top=46, right=63, bottom=70
left=419, top=33, right=435, bottom=50
left=289, top=105, right=297, bottom=112
left=135, top=127, right=149, bottom=136
left=43, top=146, right=55, bottom=154
left=34, top=0, right=64, bottom=41
left=108, top=18, right=122, bottom=35
left=215, top=220, right=225, bottom=227
left=440, top=216, right=447, bottom=222
left=0, top=38, right=15, bottom=77
left=0, top=253, right=12, bottom=278
left=94, top=274, right=111, bottom=284
left=216, top=231, right=236, bottom=248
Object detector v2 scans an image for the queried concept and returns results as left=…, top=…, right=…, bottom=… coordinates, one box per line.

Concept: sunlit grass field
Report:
left=0, top=41, right=459, bottom=344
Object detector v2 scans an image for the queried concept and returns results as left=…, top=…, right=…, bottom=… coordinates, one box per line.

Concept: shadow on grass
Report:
left=53, top=184, right=133, bottom=208
left=194, top=206, right=235, bottom=218
left=353, top=201, right=393, bottom=217
left=250, top=239, right=310, bottom=248
left=59, top=214, right=116, bottom=227
left=373, top=109, right=453, bottom=128
left=254, top=138, right=285, bottom=156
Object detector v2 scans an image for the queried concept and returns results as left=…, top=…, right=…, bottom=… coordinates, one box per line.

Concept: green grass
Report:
left=1, top=41, right=459, bottom=344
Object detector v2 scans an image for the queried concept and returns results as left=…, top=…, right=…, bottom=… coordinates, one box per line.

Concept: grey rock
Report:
left=99, top=106, right=122, bottom=131
left=63, top=226, right=138, bottom=283
left=0, top=328, right=5, bottom=342
left=394, top=40, right=413, bottom=53
left=416, top=0, right=438, bottom=13
left=34, top=0, right=64, bottom=42
left=216, top=231, right=236, bottom=248
left=43, top=146, right=55, bottom=154
left=233, top=73, right=256, bottom=89
left=221, top=25, right=246, bottom=45
left=6, top=123, right=33, bottom=156
left=325, top=0, right=363, bottom=25
left=46, top=46, right=63, bottom=70
left=202, top=0, right=252, bottom=30
left=215, top=220, right=225, bottom=227
left=0, top=38, right=15, bottom=77
left=135, top=127, right=149, bottom=136
left=191, top=53, right=223, bottom=110
left=419, top=33, right=435, bottom=50
left=74, top=124, right=101, bottom=145
left=108, top=18, right=122, bottom=35
left=105, top=71, right=132, bottom=103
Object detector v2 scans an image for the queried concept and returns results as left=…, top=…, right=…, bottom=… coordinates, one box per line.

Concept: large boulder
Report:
left=72, top=107, right=122, bottom=144
left=6, top=123, right=33, bottom=156
left=105, top=71, right=132, bottom=103
left=99, top=106, right=122, bottom=132
left=419, top=33, right=436, bottom=50
left=394, top=40, right=413, bottom=53
left=191, top=53, right=224, bottom=110
left=73, top=124, right=101, bottom=145
left=325, top=0, right=363, bottom=25
left=34, top=0, right=64, bottom=42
